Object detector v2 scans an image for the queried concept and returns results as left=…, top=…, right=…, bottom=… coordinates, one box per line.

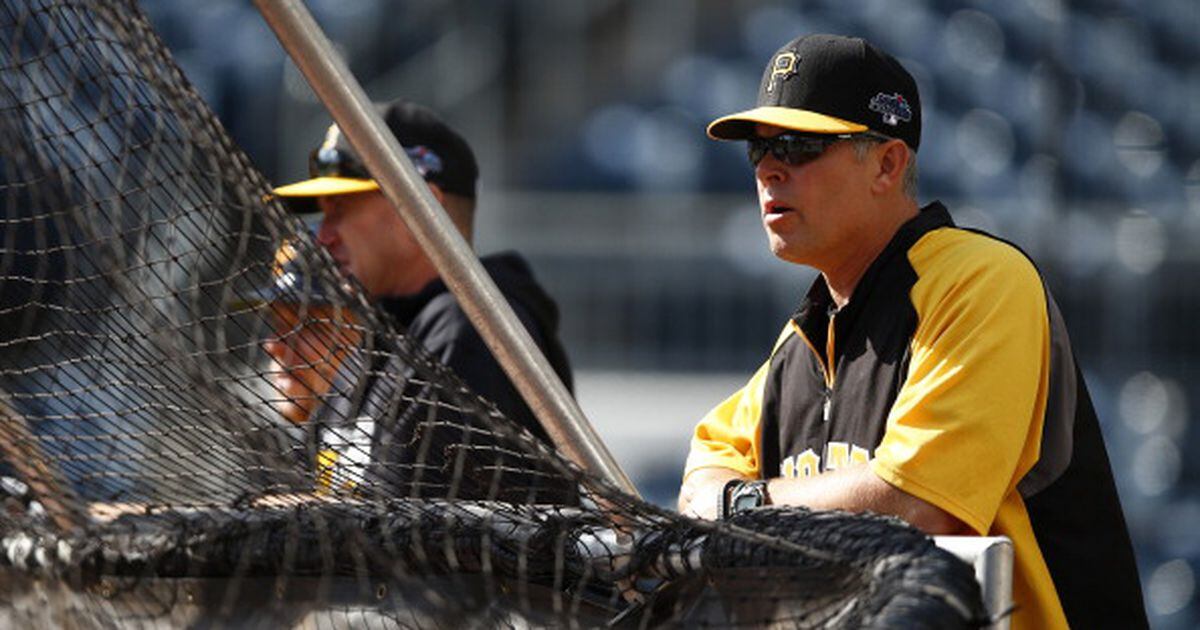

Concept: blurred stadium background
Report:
left=137, top=0, right=1198, bottom=626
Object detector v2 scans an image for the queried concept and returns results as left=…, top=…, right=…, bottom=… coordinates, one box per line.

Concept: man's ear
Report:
left=871, top=140, right=909, bottom=195
left=425, top=182, right=475, bottom=241
left=425, top=181, right=446, bottom=206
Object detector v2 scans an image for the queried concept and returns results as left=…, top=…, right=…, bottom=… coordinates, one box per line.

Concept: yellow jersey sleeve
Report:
left=870, top=229, right=1051, bottom=535
left=684, top=325, right=793, bottom=478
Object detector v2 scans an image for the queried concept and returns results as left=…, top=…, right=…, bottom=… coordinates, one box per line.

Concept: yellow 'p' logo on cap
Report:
left=767, top=52, right=798, bottom=93
left=319, top=124, right=342, bottom=153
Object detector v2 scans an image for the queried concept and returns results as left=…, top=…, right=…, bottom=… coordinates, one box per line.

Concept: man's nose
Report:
left=316, top=217, right=336, bottom=246
left=314, top=197, right=338, bottom=244
left=755, top=154, right=787, bottom=183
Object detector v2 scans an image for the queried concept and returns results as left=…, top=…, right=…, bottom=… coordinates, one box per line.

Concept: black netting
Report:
left=0, top=0, right=989, bottom=627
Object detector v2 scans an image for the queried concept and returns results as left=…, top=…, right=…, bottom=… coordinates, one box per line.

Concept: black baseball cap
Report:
left=274, top=99, right=479, bottom=213
left=708, top=34, right=921, bottom=151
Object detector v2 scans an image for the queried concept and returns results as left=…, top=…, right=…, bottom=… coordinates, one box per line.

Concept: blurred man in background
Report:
left=677, top=33, right=1146, bottom=629
left=272, top=99, right=575, bottom=501
left=257, top=241, right=362, bottom=426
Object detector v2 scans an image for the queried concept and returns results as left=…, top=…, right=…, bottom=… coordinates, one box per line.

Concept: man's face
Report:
left=263, top=304, right=360, bottom=424
left=315, top=190, right=426, bottom=297
left=752, top=124, right=878, bottom=270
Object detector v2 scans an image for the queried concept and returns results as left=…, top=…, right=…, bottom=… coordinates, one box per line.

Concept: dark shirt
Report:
left=379, top=251, right=574, bottom=428
left=311, top=252, right=578, bottom=504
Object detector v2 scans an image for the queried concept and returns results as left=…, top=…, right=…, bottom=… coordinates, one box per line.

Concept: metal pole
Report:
left=935, top=536, right=1014, bottom=630
left=253, top=0, right=639, bottom=497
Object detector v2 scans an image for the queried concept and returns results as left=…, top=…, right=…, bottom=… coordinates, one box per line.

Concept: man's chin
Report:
left=268, top=379, right=317, bottom=422
left=769, top=242, right=810, bottom=266
left=271, top=401, right=310, bottom=425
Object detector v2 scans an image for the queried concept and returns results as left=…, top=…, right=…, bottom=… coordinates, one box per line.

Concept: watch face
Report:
left=731, top=481, right=766, bottom=514
left=731, top=494, right=757, bottom=513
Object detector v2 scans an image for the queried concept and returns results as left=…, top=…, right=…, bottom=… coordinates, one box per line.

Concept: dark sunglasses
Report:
left=308, top=145, right=444, bottom=180
left=309, top=147, right=371, bottom=179
left=747, top=131, right=889, bottom=167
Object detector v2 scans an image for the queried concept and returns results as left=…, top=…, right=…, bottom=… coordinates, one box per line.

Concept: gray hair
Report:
left=851, top=137, right=918, bottom=202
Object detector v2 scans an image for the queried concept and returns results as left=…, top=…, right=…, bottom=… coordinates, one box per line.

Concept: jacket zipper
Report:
left=823, top=312, right=837, bottom=422
left=791, top=312, right=838, bottom=422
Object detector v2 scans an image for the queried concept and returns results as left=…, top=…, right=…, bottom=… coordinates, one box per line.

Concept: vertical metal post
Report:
left=252, top=0, right=639, bottom=497
left=935, top=535, right=1014, bottom=630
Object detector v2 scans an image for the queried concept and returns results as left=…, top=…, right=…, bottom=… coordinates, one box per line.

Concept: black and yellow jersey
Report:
left=685, top=202, right=1147, bottom=630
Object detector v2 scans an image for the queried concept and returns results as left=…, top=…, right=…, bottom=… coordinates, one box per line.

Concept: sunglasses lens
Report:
left=311, top=148, right=338, bottom=175
left=747, top=141, right=768, bottom=166
left=781, top=136, right=828, bottom=165
left=746, top=132, right=887, bottom=167
left=748, top=135, right=830, bottom=167
left=308, top=148, right=370, bottom=179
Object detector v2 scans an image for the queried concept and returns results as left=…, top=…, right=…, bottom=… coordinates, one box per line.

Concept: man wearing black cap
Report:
left=273, top=99, right=575, bottom=501
left=254, top=241, right=361, bottom=426
left=678, top=34, right=1145, bottom=629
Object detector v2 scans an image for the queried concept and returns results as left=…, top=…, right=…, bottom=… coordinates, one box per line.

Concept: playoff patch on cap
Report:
left=708, top=34, right=921, bottom=151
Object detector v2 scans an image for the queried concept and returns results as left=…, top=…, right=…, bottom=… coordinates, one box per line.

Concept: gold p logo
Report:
left=320, top=123, right=342, bottom=153
left=767, top=52, right=798, bottom=93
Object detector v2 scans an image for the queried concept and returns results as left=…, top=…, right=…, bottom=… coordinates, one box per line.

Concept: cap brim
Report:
left=707, top=106, right=869, bottom=140
left=272, top=176, right=380, bottom=198
left=269, top=177, right=380, bottom=214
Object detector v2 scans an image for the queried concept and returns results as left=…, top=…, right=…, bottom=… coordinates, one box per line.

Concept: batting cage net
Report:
left=0, top=1, right=988, bottom=627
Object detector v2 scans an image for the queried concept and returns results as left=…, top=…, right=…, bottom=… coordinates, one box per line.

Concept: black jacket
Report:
left=380, top=251, right=574, bottom=423
left=312, top=252, right=578, bottom=503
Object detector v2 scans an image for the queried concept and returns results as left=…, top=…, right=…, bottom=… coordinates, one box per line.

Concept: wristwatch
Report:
left=720, top=479, right=769, bottom=519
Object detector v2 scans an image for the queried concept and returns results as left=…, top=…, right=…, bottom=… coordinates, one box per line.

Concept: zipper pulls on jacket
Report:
left=824, top=306, right=838, bottom=384
left=789, top=310, right=837, bottom=423
left=823, top=305, right=839, bottom=423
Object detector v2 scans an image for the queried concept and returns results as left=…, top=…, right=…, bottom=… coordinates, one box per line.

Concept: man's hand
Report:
left=678, top=466, right=747, bottom=519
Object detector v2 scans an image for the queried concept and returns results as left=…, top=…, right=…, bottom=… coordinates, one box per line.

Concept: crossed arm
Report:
left=677, top=464, right=970, bottom=536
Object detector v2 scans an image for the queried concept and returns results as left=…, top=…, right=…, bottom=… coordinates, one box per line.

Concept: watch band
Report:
left=728, top=480, right=769, bottom=518
left=718, top=479, right=769, bottom=520
left=718, top=478, right=743, bottom=520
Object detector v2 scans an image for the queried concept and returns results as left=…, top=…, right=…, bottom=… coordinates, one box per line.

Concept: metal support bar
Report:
left=252, top=0, right=638, bottom=497
left=935, top=535, right=1014, bottom=630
